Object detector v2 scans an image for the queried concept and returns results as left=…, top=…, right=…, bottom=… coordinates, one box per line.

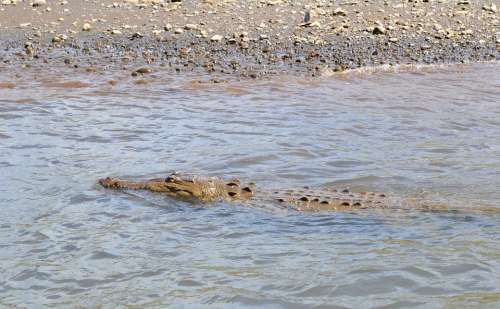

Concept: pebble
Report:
left=482, top=4, right=497, bottom=13
left=184, top=24, right=198, bottom=30
left=372, top=26, right=386, bottom=35
left=24, top=42, right=34, bottom=55
left=32, top=0, right=46, bottom=7
left=134, top=67, right=153, bottom=75
left=309, top=21, right=321, bottom=28
left=82, top=23, right=92, bottom=31
left=332, top=8, right=346, bottom=16
left=210, top=34, right=223, bottom=42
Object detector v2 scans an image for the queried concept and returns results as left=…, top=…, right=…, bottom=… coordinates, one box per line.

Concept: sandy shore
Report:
left=0, top=0, right=498, bottom=78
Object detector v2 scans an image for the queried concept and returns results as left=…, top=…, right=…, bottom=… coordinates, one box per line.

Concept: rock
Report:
left=130, top=32, right=144, bottom=39
left=372, top=26, right=386, bottom=35
left=309, top=21, right=321, bottom=28
left=134, top=67, right=152, bottom=74
left=32, top=0, right=46, bottom=7
left=210, top=34, right=223, bottom=42
left=82, top=23, right=91, bottom=31
left=24, top=42, right=34, bottom=55
left=332, top=8, right=346, bottom=16
left=333, top=65, right=344, bottom=72
left=482, top=4, right=497, bottom=13
left=184, top=24, right=198, bottom=30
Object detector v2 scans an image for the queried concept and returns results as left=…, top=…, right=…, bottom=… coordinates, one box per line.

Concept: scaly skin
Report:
left=99, top=173, right=255, bottom=202
left=99, top=172, right=388, bottom=211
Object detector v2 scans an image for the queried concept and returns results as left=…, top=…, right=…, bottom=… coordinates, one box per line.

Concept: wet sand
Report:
left=0, top=0, right=498, bottom=78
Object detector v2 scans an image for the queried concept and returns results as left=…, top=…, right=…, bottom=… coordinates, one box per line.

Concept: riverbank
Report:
left=0, top=0, right=498, bottom=78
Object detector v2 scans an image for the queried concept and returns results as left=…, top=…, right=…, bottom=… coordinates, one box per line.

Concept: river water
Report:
left=1, top=63, right=500, bottom=308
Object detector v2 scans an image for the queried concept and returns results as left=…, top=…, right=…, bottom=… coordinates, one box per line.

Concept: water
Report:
left=1, top=63, right=500, bottom=308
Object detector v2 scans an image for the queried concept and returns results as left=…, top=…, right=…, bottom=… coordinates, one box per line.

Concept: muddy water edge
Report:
left=1, top=63, right=500, bottom=308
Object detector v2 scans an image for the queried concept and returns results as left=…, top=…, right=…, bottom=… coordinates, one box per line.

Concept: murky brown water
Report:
left=1, top=63, right=500, bottom=308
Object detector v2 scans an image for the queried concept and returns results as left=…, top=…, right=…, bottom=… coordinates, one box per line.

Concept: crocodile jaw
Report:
left=99, top=173, right=255, bottom=202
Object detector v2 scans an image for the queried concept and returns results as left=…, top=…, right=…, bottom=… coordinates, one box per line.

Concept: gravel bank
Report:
left=0, top=0, right=498, bottom=78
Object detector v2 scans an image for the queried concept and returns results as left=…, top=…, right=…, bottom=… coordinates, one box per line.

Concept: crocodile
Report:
left=99, top=172, right=391, bottom=211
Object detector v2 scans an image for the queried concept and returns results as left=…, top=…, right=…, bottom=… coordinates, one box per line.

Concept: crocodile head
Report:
left=99, top=172, right=255, bottom=202
left=162, top=173, right=255, bottom=201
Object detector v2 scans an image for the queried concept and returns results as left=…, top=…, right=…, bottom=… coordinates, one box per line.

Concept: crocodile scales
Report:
left=99, top=172, right=391, bottom=211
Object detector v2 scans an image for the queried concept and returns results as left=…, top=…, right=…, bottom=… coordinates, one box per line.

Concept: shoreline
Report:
left=0, top=0, right=498, bottom=79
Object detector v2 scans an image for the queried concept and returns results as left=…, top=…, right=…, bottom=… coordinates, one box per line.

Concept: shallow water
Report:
left=1, top=63, right=500, bottom=308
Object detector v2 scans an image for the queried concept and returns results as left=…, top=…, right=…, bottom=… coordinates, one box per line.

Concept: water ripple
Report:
left=0, top=63, right=500, bottom=308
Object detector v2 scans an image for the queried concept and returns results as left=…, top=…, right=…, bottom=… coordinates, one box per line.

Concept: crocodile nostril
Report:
left=277, top=198, right=285, bottom=202
left=320, top=201, right=329, bottom=204
left=342, top=189, right=349, bottom=194
left=228, top=192, right=237, bottom=197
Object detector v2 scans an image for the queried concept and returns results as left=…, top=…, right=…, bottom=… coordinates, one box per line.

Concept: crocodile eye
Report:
left=341, top=202, right=350, bottom=206
left=242, top=187, right=253, bottom=193
left=379, top=194, right=386, bottom=198
left=226, top=182, right=239, bottom=187
left=165, top=175, right=176, bottom=182
left=299, top=196, right=309, bottom=202
left=312, top=198, right=320, bottom=202
left=353, top=202, right=362, bottom=207
left=342, top=189, right=349, bottom=194
left=228, top=192, right=237, bottom=197
left=276, top=198, right=285, bottom=203
left=320, top=201, right=329, bottom=204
